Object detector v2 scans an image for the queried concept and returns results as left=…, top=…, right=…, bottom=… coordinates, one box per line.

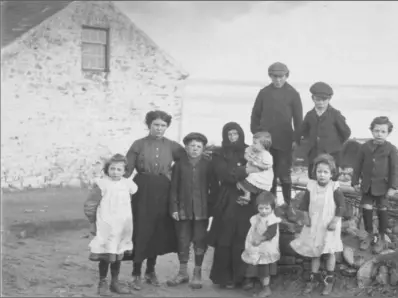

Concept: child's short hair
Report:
left=312, top=153, right=337, bottom=177
left=253, top=131, right=272, bottom=150
left=370, top=116, right=393, bottom=133
left=255, top=191, right=276, bottom=210
left=103, top=154, right=128, bottom=176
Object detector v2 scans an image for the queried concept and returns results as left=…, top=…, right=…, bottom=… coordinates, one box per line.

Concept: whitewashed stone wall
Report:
left=1, top=1, right=188, bottom=191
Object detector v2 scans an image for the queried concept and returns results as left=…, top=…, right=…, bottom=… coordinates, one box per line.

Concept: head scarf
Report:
left=221, top=122, right=246, bottom=153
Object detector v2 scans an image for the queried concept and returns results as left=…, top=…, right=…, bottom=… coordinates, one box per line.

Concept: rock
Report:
left=389, top=263, right=398, bottom=286
left=353, top=255, right=366, bottom=269
left=376, top=265, right=389, bottom=285
left=357, top=258, right=377, bottom=288
left=341, top=266, right=357, bottom=277
left=343, top=246, right=355, bottom=266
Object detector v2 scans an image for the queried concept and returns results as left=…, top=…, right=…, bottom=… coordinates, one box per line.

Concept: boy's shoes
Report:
left=145, top=272, right=160, bottom=286
left=166, top=273, right=189, bottom=287
left=131, top=275, right=142, bottom=291
left=190, top=267, right=203, bottom=289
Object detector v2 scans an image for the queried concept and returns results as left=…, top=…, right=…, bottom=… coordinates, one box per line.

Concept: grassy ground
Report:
left=2, top=188, right=364, bottom=297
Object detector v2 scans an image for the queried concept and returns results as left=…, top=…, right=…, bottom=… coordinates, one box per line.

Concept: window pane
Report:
left=82, top=28, right=107, bottom=44
left=98, top=30, right=107, bottom=44
left=82, top=43, right=105, bottom=55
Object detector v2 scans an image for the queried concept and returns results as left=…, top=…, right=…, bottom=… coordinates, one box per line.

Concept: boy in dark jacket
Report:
left=250, top=62, right=303, bottom=207
left=296, top=82, right=351, bottom=180
left=352, top=116, right=398, bottom=253
left=167, top=132, right=218, bottom=289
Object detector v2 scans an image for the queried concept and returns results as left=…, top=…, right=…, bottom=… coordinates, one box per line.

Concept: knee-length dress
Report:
left=241, top=212, right=281, bottom=265
left=122, top=135, right=184, bottom=263
left=290, top=180, right=345, bottom=257
left=88, top=177, right=138, bottom=261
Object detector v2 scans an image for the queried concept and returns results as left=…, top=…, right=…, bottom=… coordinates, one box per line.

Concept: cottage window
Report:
left=81, top=27, right=109, bottom=71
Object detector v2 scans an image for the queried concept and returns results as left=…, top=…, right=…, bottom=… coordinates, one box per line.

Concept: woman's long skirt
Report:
left=123, top=173, right=178, bottom=263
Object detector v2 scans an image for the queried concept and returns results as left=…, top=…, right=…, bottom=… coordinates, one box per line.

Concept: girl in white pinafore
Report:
left=84, top=154, right=137, bottom=295
left=241, top=191, right=281, bottom=297
left=290, top=154, right=345, bottom=296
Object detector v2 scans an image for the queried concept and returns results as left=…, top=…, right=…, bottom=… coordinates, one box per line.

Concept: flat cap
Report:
left=268, top=62, right=289, bottom=76
left=310, top=82, right=333, bottom=98
left=183, top=132, right=208, bottom=146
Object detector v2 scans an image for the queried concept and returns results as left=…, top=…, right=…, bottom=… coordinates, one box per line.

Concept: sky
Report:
left=115, top=1, right=398, bottom=86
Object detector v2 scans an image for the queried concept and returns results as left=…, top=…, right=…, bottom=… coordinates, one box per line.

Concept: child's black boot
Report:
left=303, top=272, right=319, bottom=294
left=321, top=273, right=335, bottom=296
left=110, top=261, right=129, bottom=294
left=98, top=278, right=110, bottom=296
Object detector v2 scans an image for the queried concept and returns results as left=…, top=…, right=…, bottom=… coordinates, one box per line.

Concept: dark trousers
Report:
left=175, top=219, right=208, bottom=263
left=270, top=148, right=292, bottom=205
left=308, top=151, right=340, bottom=181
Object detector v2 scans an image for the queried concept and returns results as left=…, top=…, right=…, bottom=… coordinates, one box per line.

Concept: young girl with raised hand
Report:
left=84, top=153, right=138, bottom=296
left=290, top=154, right=345, bottom=296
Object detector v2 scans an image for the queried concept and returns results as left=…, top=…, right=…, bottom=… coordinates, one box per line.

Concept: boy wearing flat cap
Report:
left=296, top=82, right=351, bottom=180
left=250, top=62, right=303, bottom=207
left=167, top=132, right=218, bottom=289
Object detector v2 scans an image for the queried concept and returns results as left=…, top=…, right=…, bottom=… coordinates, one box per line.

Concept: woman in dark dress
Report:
left=207, top=122, right=262, bottom=289
left=123, top=110, right=184, bottom=290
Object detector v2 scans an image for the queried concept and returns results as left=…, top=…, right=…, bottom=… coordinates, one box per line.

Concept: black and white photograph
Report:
left=1, top=1, right=398, bottom=297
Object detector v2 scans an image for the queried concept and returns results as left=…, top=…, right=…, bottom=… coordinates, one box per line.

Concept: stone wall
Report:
left=1, top=1, right=188, bottom=191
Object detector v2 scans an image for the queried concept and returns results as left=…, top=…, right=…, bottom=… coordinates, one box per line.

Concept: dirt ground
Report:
left=2, top=188, right=366, bottom=297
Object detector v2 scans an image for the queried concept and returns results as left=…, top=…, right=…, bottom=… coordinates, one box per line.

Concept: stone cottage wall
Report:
left=1, top=1, right=188, bottom=191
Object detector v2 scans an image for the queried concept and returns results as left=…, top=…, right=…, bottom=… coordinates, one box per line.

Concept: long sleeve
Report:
left=298, top=190, right=310, bottom=212
left=83, top=184, right=102, bottom=224
left=333, top=188, right=346, bottom=217
left=297, top=112, right=311, bottom=144
left=292, top=92, right=304, bottom=143
left=169, top=162, right=180, bottom=215
left=124, top=140, right=140, bottom=178
left=334, top=110, right=351, bottom=143
left=212, top=154, right=248, bottom=184
left=389, top=145, right=398, bottom=189
left=250, top=91, right=263, bottom=134
left=351, top=145, right=365, bottom=186
left=207, top=162, right=220, bottom=217
left=171, top=140, right=185, bottom=161
left=262, top=223, right=277, bottom=240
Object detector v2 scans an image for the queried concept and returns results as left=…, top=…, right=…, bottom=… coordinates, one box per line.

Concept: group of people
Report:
left=83, top=62, right=398, bottom=297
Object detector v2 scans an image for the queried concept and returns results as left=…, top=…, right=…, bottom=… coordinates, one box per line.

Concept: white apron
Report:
left=290, top=180, right=343, bottom=257
left=242, top=212, right=281, bottom=265
left=89, top=177, right=137, bottom=255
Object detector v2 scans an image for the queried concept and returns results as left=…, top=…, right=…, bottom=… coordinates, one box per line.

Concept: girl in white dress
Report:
left=241, top=191, right=281, bottom=297
left=84, top=154, right=137, bottom=295
left=290, top=154, right=345, bottom=296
